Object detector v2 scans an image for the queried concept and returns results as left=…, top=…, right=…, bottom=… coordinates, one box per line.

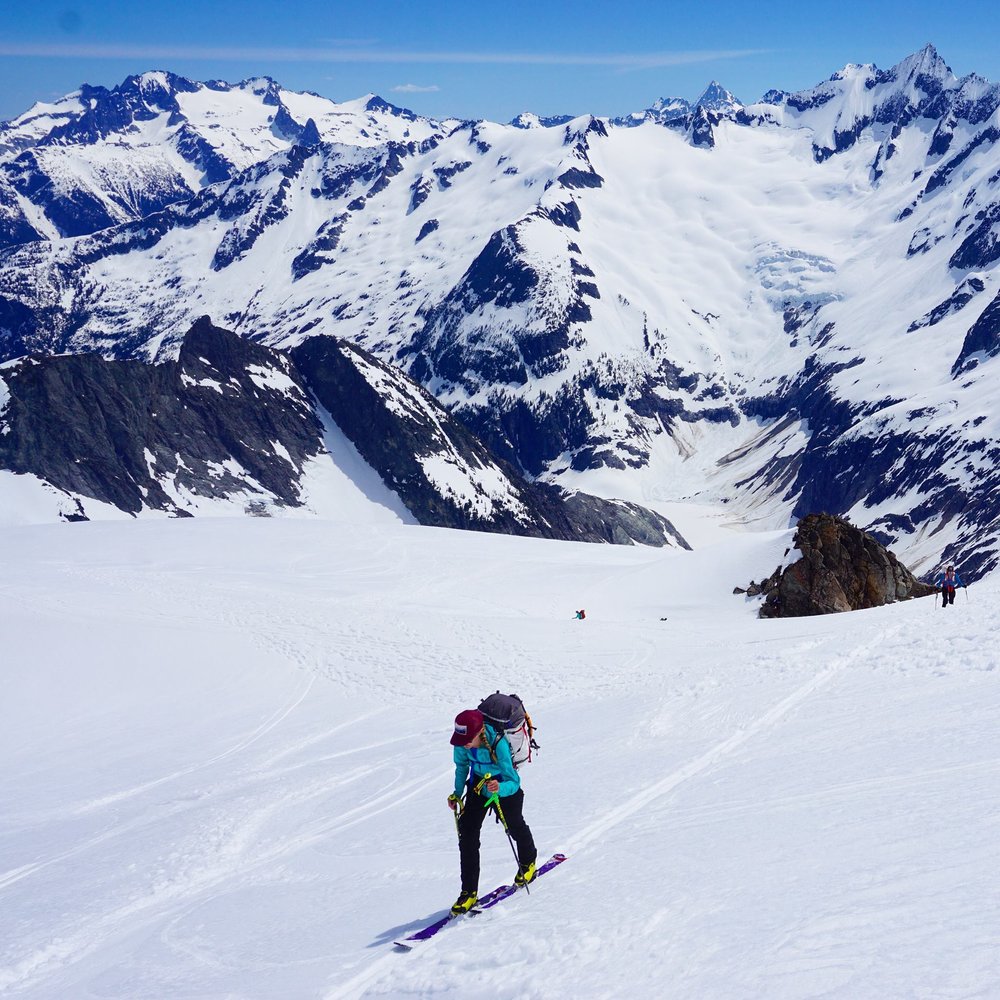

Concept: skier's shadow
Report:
left=369, top=910, right=449, bottom=948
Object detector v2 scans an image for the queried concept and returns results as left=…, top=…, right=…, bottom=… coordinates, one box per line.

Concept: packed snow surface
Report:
left=2, top=513, right=998, bottom=998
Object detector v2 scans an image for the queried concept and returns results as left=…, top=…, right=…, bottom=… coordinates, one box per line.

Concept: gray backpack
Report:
left=478, top=691, right=538, bottom=768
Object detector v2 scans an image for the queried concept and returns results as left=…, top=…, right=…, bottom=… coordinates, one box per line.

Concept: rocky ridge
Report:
left=0, top=317, right=686, bottom=547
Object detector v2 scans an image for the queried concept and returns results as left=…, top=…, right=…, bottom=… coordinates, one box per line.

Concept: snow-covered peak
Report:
left=328, top=92, right=380, bottom=114
left=0, top=70, right=446, bottom=250
left=510, top=112, right=576, bottom=130
left=874, top=43, right=957, bottom=115
left=613, top=95, right=691, bottom=128
left=651, top=96, right=691, bottom=116
left=1, top=90, right=86, bottom=145
left=889, top=43, right=953, bottom=89
left=954, top=73, right=996, bottom=101
left=613, top=84, right=742, bottom=132
left=243, top=76, right=281, bottom=94
left=511, top=112, right=545, bottom=129
left=1, top=72, right=440, bottom=160
left=135, top=70, right=173, bottom=93
left=828, top=61, right=877, bottom=85
left=695, top=81, right=743, bottom=113
left=117, top=69, right=202, bottom=106
left=753, top=46, right=975, bottom=158
left=758, top=89, right=789, bottom=106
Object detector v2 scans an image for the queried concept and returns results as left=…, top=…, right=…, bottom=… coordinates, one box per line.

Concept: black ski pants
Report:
left=942, top=585, right=956, bottom=606
left=458, top=787, right=536, bottom=894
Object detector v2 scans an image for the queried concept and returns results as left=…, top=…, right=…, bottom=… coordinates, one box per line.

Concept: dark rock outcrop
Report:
left=559, top=492, right=689, bottom=548
left=952, top=287, right=1000, bottom=375
left=757, top=513, right=936, bottom=617
left=0, top=316, right=322, bottom=516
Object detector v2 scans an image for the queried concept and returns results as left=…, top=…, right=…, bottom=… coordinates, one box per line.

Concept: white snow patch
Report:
left=269, top=439, right=294, bottom=466
left=419, top=453, right=528, bottom=521
left=0, top=471, right=131, bottom=524
left=180, top=373, right=225, bottom=393
left=246, top=364, right=300, bottom=396
left=293, top=405, right=414, bottom=524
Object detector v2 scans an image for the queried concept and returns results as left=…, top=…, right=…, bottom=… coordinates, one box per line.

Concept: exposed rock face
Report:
left=758, top=514, right=936, bottom=618
left=559, top=492, right=688, bottom=548
left=294, top=333, right=554, bottom=535
left=0, top=316, right=323, bottom=516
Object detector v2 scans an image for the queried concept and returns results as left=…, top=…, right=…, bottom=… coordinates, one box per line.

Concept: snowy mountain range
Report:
left=0, top=71, right=440, bottom=247
left=3, top=45, right=1000, bottom=577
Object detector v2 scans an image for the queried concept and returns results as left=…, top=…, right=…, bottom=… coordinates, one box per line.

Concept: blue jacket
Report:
left=936, top=572, right=964, bottom=588
left=453, top=724, right=520, bottom=798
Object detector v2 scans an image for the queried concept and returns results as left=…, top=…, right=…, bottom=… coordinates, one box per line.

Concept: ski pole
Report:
left=448, top=793, right=465, bottom=839
left=483, top=790, right=529, bottom=894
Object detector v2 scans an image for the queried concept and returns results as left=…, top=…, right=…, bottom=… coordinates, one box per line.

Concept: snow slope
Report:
left=2, top=509, right=998, bottom=998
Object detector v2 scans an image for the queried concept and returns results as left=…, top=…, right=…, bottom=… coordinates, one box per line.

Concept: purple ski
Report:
left=393, top=853, right=567, bottom=949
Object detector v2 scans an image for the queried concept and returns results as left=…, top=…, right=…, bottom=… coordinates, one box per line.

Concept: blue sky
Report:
left=4, top=0, right=1000, bottom=123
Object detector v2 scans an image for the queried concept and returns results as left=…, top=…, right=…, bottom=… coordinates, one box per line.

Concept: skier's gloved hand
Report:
left=447, top=794, right=462, bottom=812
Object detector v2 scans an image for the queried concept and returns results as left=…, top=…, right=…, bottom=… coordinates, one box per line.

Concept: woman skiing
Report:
left=935, top=565, right=965, bottom=607
left=446, top=708, right=537, bottom=915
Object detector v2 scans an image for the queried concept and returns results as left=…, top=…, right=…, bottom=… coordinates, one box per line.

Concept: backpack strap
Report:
left=487, top=727, right=504, bottom=765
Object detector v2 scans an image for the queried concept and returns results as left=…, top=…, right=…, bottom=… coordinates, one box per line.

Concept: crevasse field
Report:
left=2, top=494, right=999, bottom=999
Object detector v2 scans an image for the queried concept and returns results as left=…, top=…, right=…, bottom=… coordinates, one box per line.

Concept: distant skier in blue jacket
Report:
left=446, top=708, right=537, bottom=915
left=935, top=565, right=965, bottom=606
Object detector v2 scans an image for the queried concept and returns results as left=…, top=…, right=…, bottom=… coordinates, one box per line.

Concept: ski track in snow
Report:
left=71, top=672, right=320, bottom=816
left=0, top=672, right=320, bottom=901
left=566, top=633, right=887, bottom=854
left=0, top=729, right=448, bottom=995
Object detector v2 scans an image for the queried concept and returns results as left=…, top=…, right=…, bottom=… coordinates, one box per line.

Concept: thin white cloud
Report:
left=392, top=83, right=440, bottom=93
left=0, top=42, right=770, bottom=70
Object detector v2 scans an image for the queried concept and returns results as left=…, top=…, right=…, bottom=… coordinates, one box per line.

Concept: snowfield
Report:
left=2, top=509, right=998, bottom=999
